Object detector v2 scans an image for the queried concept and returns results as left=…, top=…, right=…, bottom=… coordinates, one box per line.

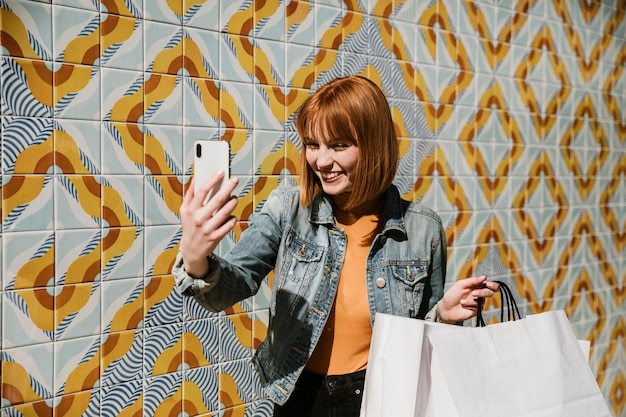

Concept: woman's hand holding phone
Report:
left=179, top=171, right=239, bottom=279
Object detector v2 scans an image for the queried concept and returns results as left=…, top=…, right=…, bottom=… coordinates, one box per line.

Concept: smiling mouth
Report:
left=320, top=171, right=343, bottom=181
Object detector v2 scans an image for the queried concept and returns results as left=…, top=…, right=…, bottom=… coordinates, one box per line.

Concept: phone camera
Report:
left=196, top=143, right=202, bottom=158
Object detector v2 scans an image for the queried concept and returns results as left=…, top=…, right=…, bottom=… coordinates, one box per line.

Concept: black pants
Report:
left=273, top=369, right=366, bottom=417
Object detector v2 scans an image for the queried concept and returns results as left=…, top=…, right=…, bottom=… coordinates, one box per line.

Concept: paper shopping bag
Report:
left=359, top=313, right=424, bottom=416
left=361, top=311, right=610, bottom=417
left=359, top=313, right=463, bottom=417
left=427, top=310, right=612, bottom=417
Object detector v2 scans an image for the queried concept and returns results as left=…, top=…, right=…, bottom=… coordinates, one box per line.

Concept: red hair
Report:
left=296, top=75, right=399, bottom=209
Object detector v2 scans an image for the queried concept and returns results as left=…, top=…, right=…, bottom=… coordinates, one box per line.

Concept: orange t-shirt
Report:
left=306, top=201, right=383, bottom=375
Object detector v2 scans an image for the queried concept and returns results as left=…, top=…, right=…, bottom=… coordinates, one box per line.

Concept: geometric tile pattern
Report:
left=0, top=0, right=624, bottom=416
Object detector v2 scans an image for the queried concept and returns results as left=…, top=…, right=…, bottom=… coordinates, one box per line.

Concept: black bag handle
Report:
left=476, top=280, right=522, bottom=327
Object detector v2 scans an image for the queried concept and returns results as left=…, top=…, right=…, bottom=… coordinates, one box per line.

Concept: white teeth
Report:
left=321, top=172, right=341, bottom=179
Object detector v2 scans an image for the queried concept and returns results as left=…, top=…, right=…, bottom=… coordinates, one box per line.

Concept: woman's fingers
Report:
left=186, top=176, right=238, bottom=226
left=192, top=171, right=230, bottom=209
left=441, top=277, right=503, bottom=321
left=470, top=280, right=500, bottom=298
left=212, top=214, right=238, bottom=240
left=179, top=175, right=239, bottom=264
left=203, top=177, right=239, bottom=215
left=200, top=195, right=239, bottom=237
left=460, top=280, right=501, bottom=313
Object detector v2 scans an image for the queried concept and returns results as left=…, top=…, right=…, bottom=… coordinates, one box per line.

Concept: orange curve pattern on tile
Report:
left=464, top=0, right=536, bottom=68
left=413, top=148, right=472, bottom=249
left=600, top=155, right=626, bottom=253
left=554, top=0, right=625, bottom=82
left=460, top=82, right=524, bottom=204
left=560, top=96, right=609, bottom=200
left=603, top=45, right=626, bottom=142
left=512, top=152, right=568, bottom=264
left=182, top=380, right=213, bottom=416
left=1, top=0, right=625, bottom=415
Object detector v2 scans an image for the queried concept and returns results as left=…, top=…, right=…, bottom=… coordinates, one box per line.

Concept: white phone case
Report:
left=193, top=140, right=230, bottom=205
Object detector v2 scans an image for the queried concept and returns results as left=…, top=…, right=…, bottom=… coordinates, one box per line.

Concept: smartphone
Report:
left=193, top=140, right=230, bottom=205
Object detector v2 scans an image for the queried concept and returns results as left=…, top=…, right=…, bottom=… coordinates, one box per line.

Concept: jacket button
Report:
left=375, top=277, right=386, bottom=288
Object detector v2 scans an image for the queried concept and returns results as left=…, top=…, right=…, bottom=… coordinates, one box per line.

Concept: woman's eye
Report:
left=305, top=142, right=319, bottom=149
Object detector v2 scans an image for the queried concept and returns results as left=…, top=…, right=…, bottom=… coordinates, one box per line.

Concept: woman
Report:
left=173, top=75, right=498, bottom=416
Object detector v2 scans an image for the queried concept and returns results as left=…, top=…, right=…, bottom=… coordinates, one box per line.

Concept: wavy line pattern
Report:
left=1, top=60, right=51, bottom=117
left=2, top=117, right=53, bottom=173
left=144, top=291, right=182, bottom=328
left=143, top=373, right=181, bottom=416
left=101, top=331, right=143, bottom=387
left=101, top=380, right=143, bottom=417
left=144, top=326, right=181, bottom=365
left=0, top=0, right=625, bottom=416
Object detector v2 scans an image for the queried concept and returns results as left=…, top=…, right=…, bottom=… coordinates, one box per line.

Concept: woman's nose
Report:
left=316, top=146, right=333, bottom=168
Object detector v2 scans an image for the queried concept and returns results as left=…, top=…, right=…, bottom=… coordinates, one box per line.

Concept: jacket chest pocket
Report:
left=390, top=263, right=429, bottom=317
left=279, top=234, right=324, bottom=284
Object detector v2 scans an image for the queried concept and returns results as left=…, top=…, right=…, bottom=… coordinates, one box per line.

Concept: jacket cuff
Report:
left=424, top=304, right=440, bottom=322
left=173, top=252, right=221, bottom=296
left=424, top=302, right=463, bottom=325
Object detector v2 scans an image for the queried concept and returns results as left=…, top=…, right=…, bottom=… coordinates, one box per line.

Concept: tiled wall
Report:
left=0, top=0, right=624, bottom=416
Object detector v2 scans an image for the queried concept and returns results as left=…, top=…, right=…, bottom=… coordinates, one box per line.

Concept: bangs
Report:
left=298, top=93, right=359, bottom=145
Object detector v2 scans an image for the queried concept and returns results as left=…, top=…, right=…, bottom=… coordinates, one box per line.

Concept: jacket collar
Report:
left=308, top=185, right=408, bottom=238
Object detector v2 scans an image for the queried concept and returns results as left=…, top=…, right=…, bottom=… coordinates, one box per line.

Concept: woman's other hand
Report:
left=437, top=276, right=500, bottom=323
left=179, top=172, right=239, bottom=278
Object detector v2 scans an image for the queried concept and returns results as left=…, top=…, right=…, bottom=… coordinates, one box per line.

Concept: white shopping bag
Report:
left=427, top=310, right=612, bottom=417
left=360, top=311, right=612, bottom=417
left=360, top=313, right=461, bottom=417
left=359, top=313, right=424, bottom=416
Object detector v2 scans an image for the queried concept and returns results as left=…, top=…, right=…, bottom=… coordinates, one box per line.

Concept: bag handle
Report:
left=476, top=280, right=522, bottom=327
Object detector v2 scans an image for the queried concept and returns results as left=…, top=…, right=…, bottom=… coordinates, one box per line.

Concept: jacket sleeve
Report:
left=173, top=187, right=290, bottom=312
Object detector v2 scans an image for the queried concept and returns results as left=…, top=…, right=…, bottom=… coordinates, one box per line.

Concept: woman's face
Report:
left=304, top=137, right=359, bottom=196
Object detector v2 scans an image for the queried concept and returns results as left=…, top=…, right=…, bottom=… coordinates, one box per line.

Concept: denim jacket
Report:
left=173, top=184, right=447, bottom=405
